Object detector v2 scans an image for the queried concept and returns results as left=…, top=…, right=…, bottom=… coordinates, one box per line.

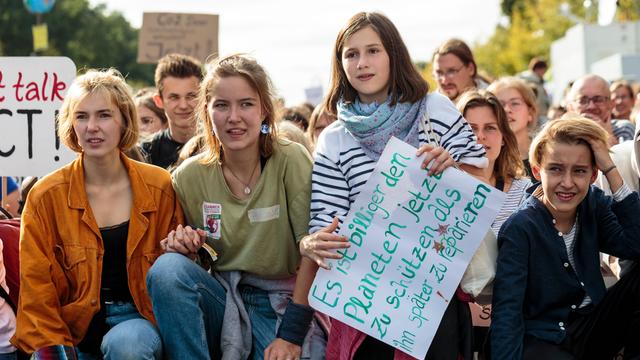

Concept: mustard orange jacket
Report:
left=12, top=154, right=184, bottom=353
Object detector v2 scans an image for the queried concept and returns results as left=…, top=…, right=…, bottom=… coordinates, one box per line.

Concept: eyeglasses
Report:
left=612, top=94, right=632, bottom=101
left=499, top=99, right=526, bottom=110
left=573, top=96, right=608, bottom=107
left=433, top=66, right=464, bottom=79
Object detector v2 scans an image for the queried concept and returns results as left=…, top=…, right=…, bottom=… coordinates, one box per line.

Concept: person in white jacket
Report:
left=596, top=119, right=640, bottom=276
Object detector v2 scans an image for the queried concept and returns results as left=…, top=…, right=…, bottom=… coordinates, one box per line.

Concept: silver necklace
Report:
left=225, top=160, right=259, bottom=195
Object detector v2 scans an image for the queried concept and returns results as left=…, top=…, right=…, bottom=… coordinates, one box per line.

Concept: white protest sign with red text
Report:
left=0, top=57, right=76, bottom=176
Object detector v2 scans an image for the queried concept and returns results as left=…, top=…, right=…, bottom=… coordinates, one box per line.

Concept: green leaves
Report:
left=1, top=0, right=154, bottom=85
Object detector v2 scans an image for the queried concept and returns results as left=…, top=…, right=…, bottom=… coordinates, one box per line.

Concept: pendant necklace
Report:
left=225, top=160, right=260, bottom=195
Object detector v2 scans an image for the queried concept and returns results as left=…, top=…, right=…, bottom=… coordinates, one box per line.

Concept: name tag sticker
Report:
left=202, top=202, right=221, bottom=239
left=248, top=205, right=280, bottom=223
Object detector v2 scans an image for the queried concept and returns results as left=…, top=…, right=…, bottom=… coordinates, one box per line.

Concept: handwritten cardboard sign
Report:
left=137, top=12, right=219, bottom=64
left=309, top=137, right=505, bottom=359
left=0, top=57, right=76, bottom=176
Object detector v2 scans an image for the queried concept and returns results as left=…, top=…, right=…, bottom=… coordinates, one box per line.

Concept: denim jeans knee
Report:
left=77, top=302, right=161, bottom=360
left=101, top=317, right=162, bottom=360
left=147, top=253, right=227, bottom=360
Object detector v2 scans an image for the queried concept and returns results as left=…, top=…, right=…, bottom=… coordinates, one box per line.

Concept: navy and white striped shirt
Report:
left=310, top=92, right=487, bottom=233
left=491, top=177, right=532, bottom=235
left=612, top=119, right=635, bottom=143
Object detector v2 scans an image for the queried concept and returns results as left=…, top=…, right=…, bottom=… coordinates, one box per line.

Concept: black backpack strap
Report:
left=0, top=285, right=16, bottom=314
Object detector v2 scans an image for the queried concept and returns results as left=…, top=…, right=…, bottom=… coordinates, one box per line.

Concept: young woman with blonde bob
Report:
left=13, top=69, right=183, bottom=359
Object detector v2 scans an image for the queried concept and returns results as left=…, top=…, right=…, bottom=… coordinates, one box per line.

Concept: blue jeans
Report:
left=76, top=301, right=162, bottom=360
left=0, top=352, right=16, bottom=360
left=147, top=253, right=278, bottom=360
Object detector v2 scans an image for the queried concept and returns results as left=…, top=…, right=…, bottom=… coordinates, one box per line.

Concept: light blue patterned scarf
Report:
left=338, top=96, right=426, bottom=161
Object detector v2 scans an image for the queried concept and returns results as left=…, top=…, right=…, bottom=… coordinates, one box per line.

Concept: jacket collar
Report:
left=525, top=183, right=592, bottom=223
left=67, top=152, right=157, bottom=214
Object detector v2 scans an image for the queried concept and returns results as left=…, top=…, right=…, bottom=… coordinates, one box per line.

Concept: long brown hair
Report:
left=324, top=12, right=428, bottom=116
left=457, top=90, right=526, bottom=181
left=197, top=54, right=278, bottom=165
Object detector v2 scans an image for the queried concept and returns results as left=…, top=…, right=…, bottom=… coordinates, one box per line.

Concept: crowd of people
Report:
left=1, top=10, right=640, bottom=360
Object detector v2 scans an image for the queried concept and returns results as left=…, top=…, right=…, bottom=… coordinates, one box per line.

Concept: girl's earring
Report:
left=261, top=122, right=270, bottom=134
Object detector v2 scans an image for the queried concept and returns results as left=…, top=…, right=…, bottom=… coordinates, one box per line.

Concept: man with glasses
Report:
left=566, top=74, right=634, bottom=146
left=141, top=54, right=203, bottom=169
left=432, top=39, right=489, bottom=103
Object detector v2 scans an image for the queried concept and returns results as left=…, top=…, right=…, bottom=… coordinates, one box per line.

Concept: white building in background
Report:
left=550, top=21, right=640, bottom=104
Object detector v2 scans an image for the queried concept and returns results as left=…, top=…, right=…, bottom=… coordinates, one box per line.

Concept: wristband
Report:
left=276, top=300, right=314, bottom=346
left=33, top=345, right=78, bottom=360
left=602, top=164, right=617, bottom=175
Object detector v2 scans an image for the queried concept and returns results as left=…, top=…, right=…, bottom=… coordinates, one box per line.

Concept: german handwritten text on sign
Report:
left=309, top=137, right=505, bottom=359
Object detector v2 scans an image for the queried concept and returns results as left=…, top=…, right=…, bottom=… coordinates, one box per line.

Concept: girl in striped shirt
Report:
left=298, top=11, right=488, bottom=360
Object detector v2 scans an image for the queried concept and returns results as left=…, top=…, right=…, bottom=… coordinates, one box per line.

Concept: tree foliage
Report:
left=0, top=0, right=155, bottom=86
left=617, top=0, right=640, bottom=21
left=474, top=0, right=640, bottom=79
left=474, top=0, right=585, bottom=78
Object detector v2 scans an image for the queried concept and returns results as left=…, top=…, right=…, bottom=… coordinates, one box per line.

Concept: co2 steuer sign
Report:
left=137, top=13, right=219, bottom=64
left=309, top=137, right=505, bottom=359
left=0, top=57, right=76, bottom=176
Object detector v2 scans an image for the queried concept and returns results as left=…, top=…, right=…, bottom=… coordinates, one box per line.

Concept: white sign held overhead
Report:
left=309, top=137, right=505, bottom=359
left=0, top=57, right=76, bottom=176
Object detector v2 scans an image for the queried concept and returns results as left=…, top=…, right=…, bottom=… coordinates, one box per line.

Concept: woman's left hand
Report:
left=264, top=338, right=301, bottom=360
left=582, top=136, right=614, bottom=172
left=416, top=144, right=455, bottom=176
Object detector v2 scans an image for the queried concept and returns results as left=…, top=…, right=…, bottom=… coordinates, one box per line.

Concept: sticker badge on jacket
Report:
left=202, top=202, right=221, bottom=239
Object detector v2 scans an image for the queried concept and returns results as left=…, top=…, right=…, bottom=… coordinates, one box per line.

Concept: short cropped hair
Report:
left=58, top=69, right=139, bottom=153
left=154, top=53, right=203, bottom=98
left=528, top=57, right=548, bottom=71
left=282, top=105, right=311, bottom=131
left=529, top=114, right=609, bottom=169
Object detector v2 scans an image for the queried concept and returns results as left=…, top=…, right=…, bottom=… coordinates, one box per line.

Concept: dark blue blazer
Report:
left=490, top=185, right=640, bottom=360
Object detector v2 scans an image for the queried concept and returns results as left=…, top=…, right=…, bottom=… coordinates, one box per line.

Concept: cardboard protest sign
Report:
left=309, top=137, right=505, bottom=359
left=137, top=13, right=219, bottom=64
left=0, top=57, right=76, bottom=176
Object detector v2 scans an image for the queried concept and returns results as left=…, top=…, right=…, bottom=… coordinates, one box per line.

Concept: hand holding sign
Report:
left=300, top=217, right=350, bottom=270
left=309, top=137, right=505, bottom=359
left=416, top=144, right=455, bottom=176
